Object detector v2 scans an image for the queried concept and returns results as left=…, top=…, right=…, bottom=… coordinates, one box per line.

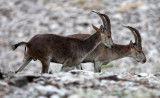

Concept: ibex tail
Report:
left=12, top=42, right=28, bottom=50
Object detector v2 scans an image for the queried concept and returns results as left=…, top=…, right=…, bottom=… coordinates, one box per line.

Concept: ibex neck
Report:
left=84, top=32, right=101, bottom=52
left=109, top=44, right=131, bottom=60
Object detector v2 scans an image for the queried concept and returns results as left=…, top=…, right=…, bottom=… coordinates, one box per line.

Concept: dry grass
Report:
left=72, top=0, right=102, bottom=10
left=115, top=2, right=144, bottom=12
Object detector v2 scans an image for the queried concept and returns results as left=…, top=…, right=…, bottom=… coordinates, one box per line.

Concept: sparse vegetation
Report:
left=101, top=63, right=114, bottom=69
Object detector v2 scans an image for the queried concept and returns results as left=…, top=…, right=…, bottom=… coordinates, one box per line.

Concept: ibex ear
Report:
left=100, top=25, right=104, bottom=33
left=92, top=24, right=99, bottom=32
left=130, top=40, right=134, bottom=48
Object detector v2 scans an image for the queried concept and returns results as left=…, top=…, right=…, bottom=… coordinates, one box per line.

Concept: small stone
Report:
left=155, top=73, right=160, bottom=76
left=37, top=96, right=47, bottom=98
left=50, top=95, right=60, bottom=98
left=8, top=77, right=28, bottom=87
left=137, top=73, right=148, bottom=77
left=68, top=94, right=81, bottom=98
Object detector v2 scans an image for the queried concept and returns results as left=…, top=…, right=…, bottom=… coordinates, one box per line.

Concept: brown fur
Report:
left=12, top=25, right=110, bottom=73
left=68, top=33, right=146, bottom=72
left=68, top=34, right=131, bottom=63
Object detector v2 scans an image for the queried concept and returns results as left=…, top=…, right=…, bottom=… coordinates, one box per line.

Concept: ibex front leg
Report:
left=94, top=61, right=103, bottom=72
left=76, top=64, right=83, bottom=70
left=40, top=59, right=50, bottom=73
left=61, top=58, right=79, bottom=72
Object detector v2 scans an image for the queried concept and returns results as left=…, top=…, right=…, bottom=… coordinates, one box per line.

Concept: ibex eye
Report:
left=138, top=51, right=141, bottom=53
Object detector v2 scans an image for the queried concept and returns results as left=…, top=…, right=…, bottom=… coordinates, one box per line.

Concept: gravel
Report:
left=0, top=70, right=160, bottom=98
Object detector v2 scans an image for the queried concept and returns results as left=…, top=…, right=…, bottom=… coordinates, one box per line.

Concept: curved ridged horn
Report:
left=92, top=10, right=106, bottom=28
left=123, top=26, right=142, bottom=46
left=101, top=14, right=111, bottom=32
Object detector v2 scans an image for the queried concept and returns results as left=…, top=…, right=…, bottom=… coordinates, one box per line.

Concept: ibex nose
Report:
left=108, top=36, right=111, bottom=38
left=107, top=32, right=111, bottom=36
left=143, top=59, right=146, bottom=63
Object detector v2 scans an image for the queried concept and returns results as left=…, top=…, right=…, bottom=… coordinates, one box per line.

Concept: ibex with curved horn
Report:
left=92, top=11, right=113, bottom=47
left=69, top=21, right=146, bottom=72
left=12, top=11, right=114, bottom=73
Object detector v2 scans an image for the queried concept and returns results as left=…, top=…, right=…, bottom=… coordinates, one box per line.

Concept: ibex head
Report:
left=92, top=24, right=106, bottom=38
left=92, top=11, right=114, bottom=48
left=124, top=26, right=146, bottom=63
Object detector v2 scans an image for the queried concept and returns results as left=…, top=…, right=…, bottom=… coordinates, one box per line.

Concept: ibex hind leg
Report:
left=15, top=47, right=32, bottom=73
left=15, top=55, right=32, bottom=73
left=61, top=66, right=75, bottom=72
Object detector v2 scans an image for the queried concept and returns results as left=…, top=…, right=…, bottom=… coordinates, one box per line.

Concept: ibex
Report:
left=12, top=11, right=114, bottom=73
left=68, top=26, right=146, bottom=72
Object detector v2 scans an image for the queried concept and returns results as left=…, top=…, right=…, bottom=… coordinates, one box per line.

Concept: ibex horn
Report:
left=123, top=26, right=142, bottom=47
left=92, top=11, right=106, bottom=29
left=101, top=14, right=111, bottom=32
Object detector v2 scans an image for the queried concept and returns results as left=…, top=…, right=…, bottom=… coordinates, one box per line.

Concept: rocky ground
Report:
left=0, top=70, right=160, bottom=98
left=0, top=0, right=160, bottom=97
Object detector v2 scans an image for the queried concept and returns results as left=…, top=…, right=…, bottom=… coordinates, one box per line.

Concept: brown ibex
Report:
left=68, top=26, right=146, bottom=72
left=12, top=11, right=114, bottom=73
